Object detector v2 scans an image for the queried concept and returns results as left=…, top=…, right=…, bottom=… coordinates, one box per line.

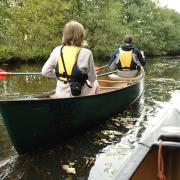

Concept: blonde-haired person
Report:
left=42, top=20, right=99, bottom=98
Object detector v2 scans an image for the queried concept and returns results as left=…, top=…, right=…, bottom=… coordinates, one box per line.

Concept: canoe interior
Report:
left=131, top=143, right=180, bottom=180
left=98, top=75, right=138, bottom=94
left=98, top=69, right=142, bottom=92
left=35, top=70, right=143, bottom=99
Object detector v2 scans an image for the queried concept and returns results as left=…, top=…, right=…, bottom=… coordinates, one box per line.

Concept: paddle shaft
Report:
left=0, top=69, right=116, bottom=78
left=0, top=72, right=42, bottom=76
left=0, top=65, right=107, bottom=77
left=96, top=64, right=109, bottom=71
left=97, top=70, right=117, bottom=77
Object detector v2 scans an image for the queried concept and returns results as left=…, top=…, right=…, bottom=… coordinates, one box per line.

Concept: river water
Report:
left=0, top=57, right=180, bottom=180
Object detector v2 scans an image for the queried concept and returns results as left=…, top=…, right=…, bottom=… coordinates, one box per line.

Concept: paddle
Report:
left=97, top=70, right=118, bottom=77
left=0, top=69, right=42, bottom=79
left=0, top=64, right=109, bottom=79
left=95, top=64, right=109, bottom=73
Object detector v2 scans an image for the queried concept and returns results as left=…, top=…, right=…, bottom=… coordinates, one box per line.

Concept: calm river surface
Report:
left=0, top=57, right=180, bottom=180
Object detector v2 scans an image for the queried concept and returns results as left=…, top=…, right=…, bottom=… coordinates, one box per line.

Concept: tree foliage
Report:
left=0, top=0, right=71, bottom=61
left=0, top=0, right=180, bottom=62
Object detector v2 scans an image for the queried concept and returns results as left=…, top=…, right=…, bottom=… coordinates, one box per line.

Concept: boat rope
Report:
left=157, top=140, right=166, bottom=180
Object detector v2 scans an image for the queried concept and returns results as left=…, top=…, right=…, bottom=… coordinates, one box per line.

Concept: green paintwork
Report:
left=0, top=74, right=144, bottom=154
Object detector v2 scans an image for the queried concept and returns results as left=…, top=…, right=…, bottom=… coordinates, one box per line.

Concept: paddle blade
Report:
left=0, top=69, right=5, bottom=79
left=95, top=67, right=100, bottom=73
left=95, top=64, right=109, bottom=73
left=0, top=69, right=12, bottom=79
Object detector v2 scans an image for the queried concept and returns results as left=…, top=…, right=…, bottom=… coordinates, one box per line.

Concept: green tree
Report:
left=3, top=0, right=71, bottom=60
left=156, top=8, right=180, bottom=55
left=1, top=0, right=180, bottom=62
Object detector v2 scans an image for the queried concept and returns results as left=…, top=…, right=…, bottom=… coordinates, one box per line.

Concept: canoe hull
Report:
left=114, top=103, right=180, bottom=180
left=0, top=75, right=144, bottom=154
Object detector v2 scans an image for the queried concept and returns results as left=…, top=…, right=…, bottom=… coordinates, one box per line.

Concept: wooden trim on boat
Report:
left=100, top=86, right=124, bottom=89
left=98, top=79, right=134, bottom=83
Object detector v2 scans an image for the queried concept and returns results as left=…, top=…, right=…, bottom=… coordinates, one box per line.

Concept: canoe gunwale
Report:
left=0, top=70, right=144, bottom=103
left=152, top=141, right=180, bottom=149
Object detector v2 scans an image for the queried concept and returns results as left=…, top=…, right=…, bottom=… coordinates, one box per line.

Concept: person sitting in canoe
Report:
left=108, top=35, right=145, bottom=77
left=42, top=20, right=99, bottom=98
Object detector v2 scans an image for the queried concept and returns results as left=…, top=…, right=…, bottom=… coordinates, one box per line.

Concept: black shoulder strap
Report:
left=60, top=45, right=69, bottom=82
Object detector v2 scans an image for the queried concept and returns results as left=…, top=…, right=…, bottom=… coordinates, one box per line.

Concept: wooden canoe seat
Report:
left=99, top=80, right=128, bottom=93
left=99, top=83, right=128, bottom=93
left=97, top=70, right=143, bottom=93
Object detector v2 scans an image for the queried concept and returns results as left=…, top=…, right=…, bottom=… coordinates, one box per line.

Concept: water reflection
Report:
left=0, top=57, right=180, bottom=179
left=89, top=95, right=146, bottom=179
left=0, top=65, right=56, bottom=100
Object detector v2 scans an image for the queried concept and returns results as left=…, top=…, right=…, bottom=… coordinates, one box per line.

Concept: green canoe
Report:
left=0, top=70, right=144, bottom=154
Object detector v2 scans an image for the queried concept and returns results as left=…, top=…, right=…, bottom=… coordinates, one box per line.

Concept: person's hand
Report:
left=141, top=50, right=144, bottom=56
left=141, top=50, right=145, bottom=58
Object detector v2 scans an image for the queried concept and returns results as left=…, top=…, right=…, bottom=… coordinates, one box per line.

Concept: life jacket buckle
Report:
left=62, top=72, right=66, bottom=78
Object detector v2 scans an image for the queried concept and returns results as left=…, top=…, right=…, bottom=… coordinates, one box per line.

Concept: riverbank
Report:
left=1, top=54, right=180, bottom=66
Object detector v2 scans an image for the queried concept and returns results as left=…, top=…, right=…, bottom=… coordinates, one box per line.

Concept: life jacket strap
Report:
left=55, top=72, right=71, bottom=79
left=60, top=45, right=69, bottom=81
left=86, top=81, right=92, bottom=88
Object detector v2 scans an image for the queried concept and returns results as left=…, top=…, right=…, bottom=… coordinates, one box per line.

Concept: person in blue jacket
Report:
left=109, top=35, right=145, bottom=77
